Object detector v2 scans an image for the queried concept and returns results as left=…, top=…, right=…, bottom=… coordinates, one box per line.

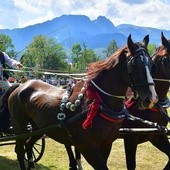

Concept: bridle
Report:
left=161, top=55, right=170, bottom=79
left=127, top=47, right=155, bottom=98
left=151, top=46, right=170, bottom=82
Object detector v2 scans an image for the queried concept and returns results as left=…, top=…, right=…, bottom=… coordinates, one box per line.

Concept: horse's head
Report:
left=152, top=32, right=170, bottom=79
left=125, top=34, right=158, bottom=109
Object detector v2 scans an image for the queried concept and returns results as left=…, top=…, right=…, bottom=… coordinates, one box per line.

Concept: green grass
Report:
left=0, top=137, right=168, bottom=170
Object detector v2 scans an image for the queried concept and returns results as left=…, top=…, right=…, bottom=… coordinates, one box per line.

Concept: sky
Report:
left=1, top=0, right=170, bottom=30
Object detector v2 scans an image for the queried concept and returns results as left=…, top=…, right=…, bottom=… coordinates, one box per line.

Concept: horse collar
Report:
left=57, top=85, right=85, bottom=121
left=100, top=103, right=128, bottom=122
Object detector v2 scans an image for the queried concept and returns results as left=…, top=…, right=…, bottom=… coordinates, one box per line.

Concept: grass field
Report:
left=0, top=101, right=170, bottom=169
left=0, top=137, right=169, bottom=170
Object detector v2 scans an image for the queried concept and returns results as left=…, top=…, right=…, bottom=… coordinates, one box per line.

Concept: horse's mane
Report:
left=86, top=46, right=127, bottom=80
left=154, top=45, right=169, bottom=57
left=154, top=39, right=170, bottom=57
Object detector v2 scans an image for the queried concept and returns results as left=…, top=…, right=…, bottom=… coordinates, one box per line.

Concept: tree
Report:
left=71, top=43, right=99, bottom=72
left=71, top=43, right=82, bottom=69
left=148, top=43, right=157, bottom=56
left=104, top=40, right=119, bottom=57
left=21, top=35, right=68, bottom=71
left=82, top=44, right=99, bottom=66
left=0, top=34, right=16, bottom=58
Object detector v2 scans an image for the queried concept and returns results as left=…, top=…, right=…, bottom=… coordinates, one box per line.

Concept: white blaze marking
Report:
left=141, top=55, right=158, bottom=105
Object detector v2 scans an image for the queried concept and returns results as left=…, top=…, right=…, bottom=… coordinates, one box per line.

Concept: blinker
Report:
left=134, top=91, right=139, bottom=99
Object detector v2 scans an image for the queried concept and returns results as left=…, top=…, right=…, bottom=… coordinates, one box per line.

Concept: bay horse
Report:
left=122, top=32, right=170, bottom=170
left=1, top=34, right=158, bottom=170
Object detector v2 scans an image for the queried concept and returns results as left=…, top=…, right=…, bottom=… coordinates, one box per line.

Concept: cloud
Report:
left=121, top=0, right=146, bottom=4
left=106, top=0, right=170, bottom=30
left=0, top=0, right=170, bottom=30
left=12, top=0, right=55, bottom=27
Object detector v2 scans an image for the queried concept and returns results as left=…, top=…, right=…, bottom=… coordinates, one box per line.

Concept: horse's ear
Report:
left=161, top=32, right=170, bottom=52
left=127, top=34, right=135, bottom=53
left=142, top=35, right=149, bottom=47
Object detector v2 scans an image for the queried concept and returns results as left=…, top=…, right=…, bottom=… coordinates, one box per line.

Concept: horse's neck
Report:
left=154, top=61, right=169, bottom=101
left=95, top=73, right=127, bottom=111
left=154, top=59, right=170, bottom=102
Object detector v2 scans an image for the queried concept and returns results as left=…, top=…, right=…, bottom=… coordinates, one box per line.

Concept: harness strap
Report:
left=90, top=80, right=125, bottom=99
left=100, top=103, right=127, bottom=122
left=58, top=121, right=75, bottom=145
left=124, top=111, right=168, bottom=132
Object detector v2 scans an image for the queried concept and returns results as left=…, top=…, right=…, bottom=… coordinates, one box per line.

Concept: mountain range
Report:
left=1, top=14, right=170, bottom=58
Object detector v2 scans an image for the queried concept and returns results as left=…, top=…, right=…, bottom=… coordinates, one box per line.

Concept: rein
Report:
left=124, top=111, right=168, bottom=132
left=153, top=78, right=170, bottom=82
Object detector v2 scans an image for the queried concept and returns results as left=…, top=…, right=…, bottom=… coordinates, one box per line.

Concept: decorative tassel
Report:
left=125, top=97, right=138, bottom=111
left=82, top=83, right=102, bottom=129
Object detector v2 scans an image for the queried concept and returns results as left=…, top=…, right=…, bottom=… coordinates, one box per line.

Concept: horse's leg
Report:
left=100, top=142, right=112, bottom=164
left=75, top=143, right=111, bottom=170
left=124, top=136, right=138, bottom=170
left=65, top=145, right=82, bottom=170
left=150, top=135, right=170, bottom=170
left=25, top=135, right=43, bottom=170
left=12, top=118, right=28, bottom=170
left=80, top=146, right=109, bottom=170
left=15, top=138, right=27, bottom=170
left=11, top=110, right=29, bottom=170
left=65, top=145, right=78, bottom=170
left=74, top=147, right=83, bottom=170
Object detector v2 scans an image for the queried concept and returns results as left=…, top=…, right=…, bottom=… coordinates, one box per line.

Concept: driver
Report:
left=0, top=51, right=23, bottom=92
left=0, top=50, right=23, bottom=134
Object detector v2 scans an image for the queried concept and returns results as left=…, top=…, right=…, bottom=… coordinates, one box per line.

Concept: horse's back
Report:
left=8, top=79, right=86, bottom=128
left=10, top=79, right=64, bottom=100
left=8, top=80, right=65, bottom=124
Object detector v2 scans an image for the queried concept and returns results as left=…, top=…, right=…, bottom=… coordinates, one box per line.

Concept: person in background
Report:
left=0, top=51, right=23, bottom=92
left=20, top=75, right=27, bottom=84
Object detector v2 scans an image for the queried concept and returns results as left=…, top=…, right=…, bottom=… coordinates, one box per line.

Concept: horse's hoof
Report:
left=27, top=162, right=36, bottom=170
left=69, top=167, right=77, bottom=170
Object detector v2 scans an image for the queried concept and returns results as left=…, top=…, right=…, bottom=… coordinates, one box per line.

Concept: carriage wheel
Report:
left=25, top=135, right=46, bottom=163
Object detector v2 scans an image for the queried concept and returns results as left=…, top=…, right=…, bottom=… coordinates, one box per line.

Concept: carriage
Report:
left=0, top=122, right=46, bottom=163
